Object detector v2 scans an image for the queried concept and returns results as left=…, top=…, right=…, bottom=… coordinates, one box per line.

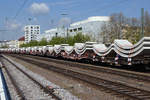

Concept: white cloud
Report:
left=6, top=20, right=21, bottom=30
left=29, top=3, right=50, bottom=15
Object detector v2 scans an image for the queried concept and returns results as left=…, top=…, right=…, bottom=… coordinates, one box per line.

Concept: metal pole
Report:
left=141, top=8, right=144, bottom=38
left=67, top=28, right=69, bottom=39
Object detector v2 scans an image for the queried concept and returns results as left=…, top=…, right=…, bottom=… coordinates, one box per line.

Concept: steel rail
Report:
left=2, top=55, right=61, bottom=100
left=12, top=54, right=150, bottom=83
left=0, top=58, right=26, bottom=100
left=8, top=54, right=150, bottom=100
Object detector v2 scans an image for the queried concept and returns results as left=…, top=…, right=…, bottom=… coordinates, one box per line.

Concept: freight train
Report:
left=1, top=37, right=150, bottom=69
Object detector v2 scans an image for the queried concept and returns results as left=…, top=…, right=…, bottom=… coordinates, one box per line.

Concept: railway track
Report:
left=0, top=59, right=25, bottom=100
left=0, top=61, right=11, bottom=100
left=11, top=54, right=150, bottom=83
left=0, top=55, right=61, bottom=100
left=6, top=54, right=150, bottom=100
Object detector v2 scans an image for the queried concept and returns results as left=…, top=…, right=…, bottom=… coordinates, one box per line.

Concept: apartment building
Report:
left=24, top=25, right=40, bottom=43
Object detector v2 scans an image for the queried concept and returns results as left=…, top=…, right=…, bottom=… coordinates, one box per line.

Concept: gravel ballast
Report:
left=4, top=55, right=129, bottom=100
left=2, top=58, right=53, bottom=100
left=3, top=55, right=80, bottom=100
left=1, top=66, right=21, bottom=100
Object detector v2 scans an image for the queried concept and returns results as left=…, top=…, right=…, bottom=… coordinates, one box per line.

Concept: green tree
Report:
left=1, top=45, right=8, bottom=48
left=48, top=36, right=66, bottom=45
left=20, top=40, right=39, bottom=47
left=73, top=32, right=90, bottom=43
left=29, top=40, right=38, bottom=46
left=20, top=33, right=91, bottom=47
left=66, top=36, right=74, bottom=45
left=38, top=38, right=47, bottom=46
left=48, top=32, right=91, bottom=46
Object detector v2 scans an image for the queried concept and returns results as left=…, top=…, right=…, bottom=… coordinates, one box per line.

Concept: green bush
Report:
left=20, top=40, right=38, bottom=47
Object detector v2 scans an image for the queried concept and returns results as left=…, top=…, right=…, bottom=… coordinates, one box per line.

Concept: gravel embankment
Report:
left=2, top=58, right=53, bottom=100
left=4, top=55, right=80, bottom=100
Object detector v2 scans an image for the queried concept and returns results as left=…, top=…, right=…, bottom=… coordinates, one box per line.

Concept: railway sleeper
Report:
left=2, top=56, right=61, bottom=100
left=134, top=96, right=150, bottom=100
left=113, top=87, right=129, bottom=90
left=133, top=94, right=150, bottom=97
left=113, top=91, right=142, bottom=100
left=130, top=93, right=150, bottom=97
left=117, top=90, right=132, bottom=93
left=6, top=54, right=150, bottom=100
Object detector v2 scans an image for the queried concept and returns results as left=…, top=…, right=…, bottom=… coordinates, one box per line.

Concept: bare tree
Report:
left=100, top=12, right=127, bottom=44
left=144, top=11, right=150, bottom=36
left=131, top=17, right=139, bottom=26
left=100, top=11, right=150, bottom=44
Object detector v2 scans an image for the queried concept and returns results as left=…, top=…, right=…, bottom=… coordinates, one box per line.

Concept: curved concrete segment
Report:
left=1, top=37, right=150, bottom=60
left=64, top=46, right=74, bottom=54
left=74, top=43, right=86, bottom=54
left=54, top=45, right=61, bottom=54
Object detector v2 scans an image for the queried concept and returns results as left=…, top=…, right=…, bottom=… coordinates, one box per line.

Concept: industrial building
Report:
left=37, top=16, right=110, bottom=43
left=69, top=16, right=110, bottom=42
left=37, top=27, right=66, bottom=41
left=37, top=28, right=58, bottom=41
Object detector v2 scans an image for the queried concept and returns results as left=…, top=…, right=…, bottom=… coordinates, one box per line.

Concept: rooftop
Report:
left=18, top=36, right=25, bottom=41
left=25, top=25, right=40, bottom=27
left=45, top=28, right=57, bottom=33
left=70, top=16, right=110, bottom=27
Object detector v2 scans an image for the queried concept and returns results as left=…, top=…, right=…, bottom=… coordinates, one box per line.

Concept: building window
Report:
left=73, top=28, right=77, bottom=32
left=78, top=27, right=82, bottom=31
left=70, top=29, right=72, bottom=32
left=31, top=26, right=33, bottom=29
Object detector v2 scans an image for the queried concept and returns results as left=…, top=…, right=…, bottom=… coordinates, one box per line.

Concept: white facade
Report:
left=37, top=27, right=66, bottom=41
left=37, top=16, right=109, bottom=43
left=0, top=41, right=9, bottom=48
left=7, top=40, right=18, bottom=48
left=37, top=28, right=57, bottom=41
left=69, top=16, right=110, bottom=42
left=24, top=25, right=40, bottom=43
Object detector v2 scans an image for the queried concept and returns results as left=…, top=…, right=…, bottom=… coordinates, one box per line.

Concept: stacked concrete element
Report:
left=1, top=37, right=150, bottom=68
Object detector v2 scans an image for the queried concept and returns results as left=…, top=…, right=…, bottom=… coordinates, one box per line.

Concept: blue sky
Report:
left=0, top=0, right=150, bottom=40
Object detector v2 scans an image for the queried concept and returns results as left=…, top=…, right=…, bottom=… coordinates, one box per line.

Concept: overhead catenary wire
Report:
left=0, top=0, right=29, bottom=40
left=0, top=0, right=28, bottom=32
left=13, top=0, right=28, bottom=19
left=71, top=0, right=130, bottom=20
left=90, top=0, right=130, bottom=13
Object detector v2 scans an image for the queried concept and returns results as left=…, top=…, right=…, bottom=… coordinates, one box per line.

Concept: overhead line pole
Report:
left=141, top=8, right=144, bottom=38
